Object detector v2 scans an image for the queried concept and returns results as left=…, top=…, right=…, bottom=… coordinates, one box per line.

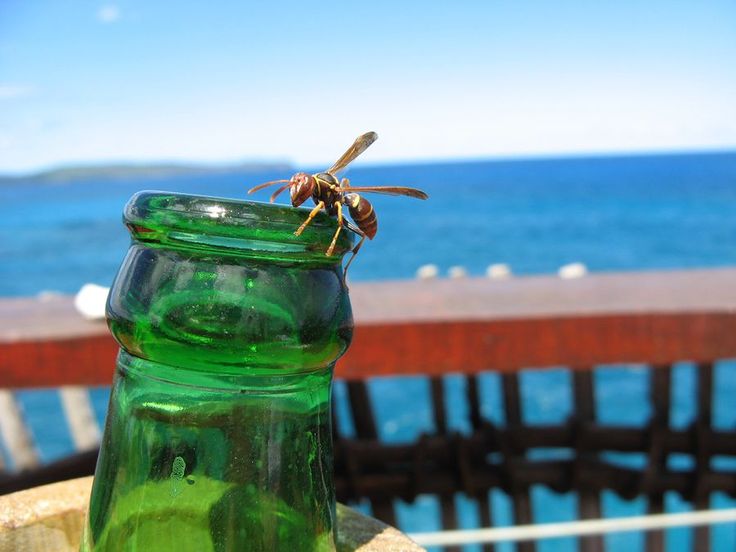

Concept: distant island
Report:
left=0, top=161, right=294, bottom=184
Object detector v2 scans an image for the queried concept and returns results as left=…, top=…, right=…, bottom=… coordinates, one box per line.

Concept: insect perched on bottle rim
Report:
left=248, top=132, right=428, bottom=277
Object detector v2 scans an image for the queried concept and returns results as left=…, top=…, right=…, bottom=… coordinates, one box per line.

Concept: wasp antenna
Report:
left=247, top=179, right=290, bottom=194
left=269, top=182, right=293, bottom=203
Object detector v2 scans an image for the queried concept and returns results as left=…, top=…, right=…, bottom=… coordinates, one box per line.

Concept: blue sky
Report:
left=1, top=1, right=735, bottom=173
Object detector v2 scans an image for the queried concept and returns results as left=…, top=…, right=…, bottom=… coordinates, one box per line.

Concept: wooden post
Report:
left=58, top=387, right=100, bottom=452
left=0, top=391, right=38, bottom=470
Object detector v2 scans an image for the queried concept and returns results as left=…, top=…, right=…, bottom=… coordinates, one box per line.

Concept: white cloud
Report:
left=97, top=5, right=120, bottom=24
left=0, top=84, right=34, bottom=100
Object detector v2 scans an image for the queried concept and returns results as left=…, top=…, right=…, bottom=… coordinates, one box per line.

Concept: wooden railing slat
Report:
left=694, top=362, right=714, bottom=552
left=0, top=391, right=38, bottom=470
left=477, top=494, right=496, bottom=552
left=467, top=375, right=483, bottom=431
left=438, top=494, right=461, bottom=552
left=467, top=376, right=496, bottom=552
left=573, top=369, right=604, bottom=552
left=431, top=377, right=447, bottom=435
left=58, top=387, right=100, bottom=452
left=346, top=381, right=377, bottom=440
left=501, top=373, right=536, bottom=552
left=644, top=365, right=671, bottom=552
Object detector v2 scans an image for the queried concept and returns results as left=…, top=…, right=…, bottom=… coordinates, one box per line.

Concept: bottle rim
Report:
left=124, top=191, right=354, bottom=262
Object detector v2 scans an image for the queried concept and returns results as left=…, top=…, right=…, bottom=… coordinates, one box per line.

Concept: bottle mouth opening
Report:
left=124, top=191, right=353, bottom=263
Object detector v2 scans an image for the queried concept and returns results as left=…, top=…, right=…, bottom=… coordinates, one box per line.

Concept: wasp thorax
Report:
left=289, top=172, right=315, bottom=207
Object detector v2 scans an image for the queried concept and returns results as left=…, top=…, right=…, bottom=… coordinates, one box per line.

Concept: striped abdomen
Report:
left=344, top=193, right=377, bottom=239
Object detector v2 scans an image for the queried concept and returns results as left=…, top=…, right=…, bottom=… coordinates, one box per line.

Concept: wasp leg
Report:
left=340, top=177, right=351, bottom=189
left=342, top=223, right=367, bottom=285
left=294, top=200, right=325, bottom=236
left=326, top=201, right=343, bottom=256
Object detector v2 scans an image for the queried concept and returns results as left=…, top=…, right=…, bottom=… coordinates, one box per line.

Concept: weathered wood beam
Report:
left=1, top=269, right=736, bottom=387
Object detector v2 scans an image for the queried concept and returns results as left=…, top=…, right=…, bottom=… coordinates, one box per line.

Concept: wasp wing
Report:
left=326, top=131, right=378, bottom=175
left=340, top=185, right=428, bottom=200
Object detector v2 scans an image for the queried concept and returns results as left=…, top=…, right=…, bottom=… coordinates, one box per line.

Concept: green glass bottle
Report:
left=81, top=191, right=354, bottom=552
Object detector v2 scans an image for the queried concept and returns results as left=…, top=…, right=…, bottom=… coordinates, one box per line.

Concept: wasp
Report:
left=248, top=132, right=428, bottom=275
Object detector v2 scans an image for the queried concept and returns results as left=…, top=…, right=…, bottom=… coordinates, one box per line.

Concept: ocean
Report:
left=3, top=151, right=736, bottom=295
left=2, top=151, right=736, bottom=550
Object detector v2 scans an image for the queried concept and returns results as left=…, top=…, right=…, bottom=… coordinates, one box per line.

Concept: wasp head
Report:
left=289, top=172, right=315, bottom=207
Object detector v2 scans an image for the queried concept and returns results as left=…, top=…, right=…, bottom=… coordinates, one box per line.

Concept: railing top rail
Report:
left=350, top=268, right=736, bottom=323
left=2, top=268, right=736, bottom=386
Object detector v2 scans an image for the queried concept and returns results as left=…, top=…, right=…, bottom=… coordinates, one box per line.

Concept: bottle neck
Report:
left=117, top=350, right=335, bottom=392
left=107, top=241, right=354, bottom=375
